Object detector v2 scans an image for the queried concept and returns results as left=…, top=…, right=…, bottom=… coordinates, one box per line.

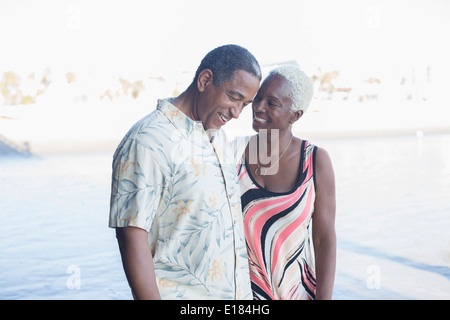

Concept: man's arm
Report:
left=116, top=226, right=161, bottom=300
left=312, top=147, right=337, bottom=300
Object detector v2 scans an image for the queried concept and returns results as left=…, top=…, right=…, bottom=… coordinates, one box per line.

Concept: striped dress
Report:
left=238, top=140, right=318, bottom=300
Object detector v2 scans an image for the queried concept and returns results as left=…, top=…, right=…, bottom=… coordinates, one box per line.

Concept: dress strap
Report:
left=302, top=141, right=318, bottom=188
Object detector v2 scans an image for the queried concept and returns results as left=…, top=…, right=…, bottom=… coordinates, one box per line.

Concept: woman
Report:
left=238, top=66, right=336, bottom=300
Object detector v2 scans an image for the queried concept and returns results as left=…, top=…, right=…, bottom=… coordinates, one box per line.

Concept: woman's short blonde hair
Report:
left=268, top=66, right=313, bottom=113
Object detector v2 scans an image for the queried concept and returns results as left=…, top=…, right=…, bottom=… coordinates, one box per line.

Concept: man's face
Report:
left=196, top=70, right=260, bottom=132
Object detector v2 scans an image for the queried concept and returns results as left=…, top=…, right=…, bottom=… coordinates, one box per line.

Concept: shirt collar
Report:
left=157, top=98, right=197, bottom=138
left=157, top=98, right=220, bottom=141
left=157, top=98, right=232, bottom=165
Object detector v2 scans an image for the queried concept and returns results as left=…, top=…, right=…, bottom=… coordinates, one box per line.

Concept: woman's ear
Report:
left=290, top=110, right=303, bottom=124
left=197, top=69, right=213, bottom=92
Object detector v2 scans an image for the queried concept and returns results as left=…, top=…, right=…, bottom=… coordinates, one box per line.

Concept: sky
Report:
left=1, top=0, right=450, bottom=83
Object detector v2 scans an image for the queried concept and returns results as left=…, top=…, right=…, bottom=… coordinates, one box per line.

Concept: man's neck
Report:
left=171, top=84, right=198, bottom=121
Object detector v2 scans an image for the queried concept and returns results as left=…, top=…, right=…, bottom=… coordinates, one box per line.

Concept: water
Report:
left=322, top=133, right=450, bottom=299
left=0, top=152, right=130, bottom=299
left=0, top=133, right=449, bottom=299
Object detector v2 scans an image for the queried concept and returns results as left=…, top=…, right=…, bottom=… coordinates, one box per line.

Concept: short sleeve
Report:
left=109, top=138, right=165, bottom=232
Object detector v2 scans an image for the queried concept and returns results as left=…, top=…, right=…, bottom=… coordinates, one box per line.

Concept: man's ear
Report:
left=197, top=69, right=213, bottom=92
left=290, top=110, right=303, bottom=124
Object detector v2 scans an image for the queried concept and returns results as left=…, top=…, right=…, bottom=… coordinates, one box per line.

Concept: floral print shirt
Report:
left=109, top=99, right=252, bottom=299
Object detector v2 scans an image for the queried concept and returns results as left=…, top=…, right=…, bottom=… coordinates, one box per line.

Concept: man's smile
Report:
left=218, top=112, right=230, bottom=125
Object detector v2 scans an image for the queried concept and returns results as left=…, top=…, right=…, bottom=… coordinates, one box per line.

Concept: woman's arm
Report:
left=312, top=147, right=337, bottom=300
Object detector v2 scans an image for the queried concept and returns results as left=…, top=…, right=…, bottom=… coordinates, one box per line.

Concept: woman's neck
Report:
left=258, top=129, right=293, bottom=156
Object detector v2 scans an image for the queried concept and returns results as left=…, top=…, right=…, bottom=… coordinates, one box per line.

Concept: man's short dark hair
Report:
left=193, top=44, right=261, bottom=86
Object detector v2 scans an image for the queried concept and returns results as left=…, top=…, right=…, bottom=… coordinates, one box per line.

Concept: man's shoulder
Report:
left=126, top=108, right=172, bottom=142
left=113, top=106, right=174, bottom=158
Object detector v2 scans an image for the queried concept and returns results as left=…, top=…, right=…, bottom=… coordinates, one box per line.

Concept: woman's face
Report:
left=252, top=74, right=300, bottom=133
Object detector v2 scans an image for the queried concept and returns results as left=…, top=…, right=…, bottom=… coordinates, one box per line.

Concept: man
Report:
left=109, top=44, right=261, bottom=299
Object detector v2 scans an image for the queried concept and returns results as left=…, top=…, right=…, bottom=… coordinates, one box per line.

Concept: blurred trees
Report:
left=100, top=77, right=146, bottom=101
left=311, top=68, right=340, bottom=100
left=0, top=69, right=51, bottom=105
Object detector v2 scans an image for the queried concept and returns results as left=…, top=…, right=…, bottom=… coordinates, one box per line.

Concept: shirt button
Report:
left=195, top=123, right=203, bottom=130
